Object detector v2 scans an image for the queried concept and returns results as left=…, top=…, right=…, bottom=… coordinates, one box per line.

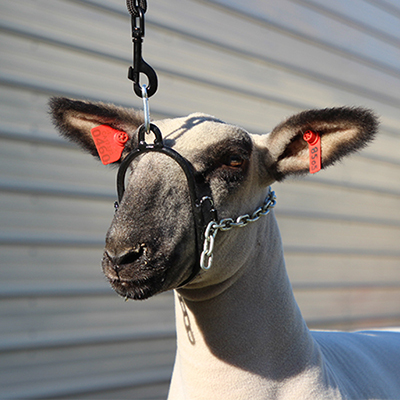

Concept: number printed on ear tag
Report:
left=303, top=130, right=321, bottom=174
left=91, top=125, right=129, bottom=165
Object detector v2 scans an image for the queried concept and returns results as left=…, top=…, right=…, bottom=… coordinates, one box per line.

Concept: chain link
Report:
left=126, top=0, right=147, bottom=16
left=200, top=188, right=276, bottom=271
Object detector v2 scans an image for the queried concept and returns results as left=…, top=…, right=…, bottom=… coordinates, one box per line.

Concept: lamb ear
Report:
left=48, top=97, right=143, bottom=163
left=259, top=107, right=379, bottom=182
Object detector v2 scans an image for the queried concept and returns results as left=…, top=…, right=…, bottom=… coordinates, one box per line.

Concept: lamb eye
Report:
left=226, top=155, right=244, bottom=168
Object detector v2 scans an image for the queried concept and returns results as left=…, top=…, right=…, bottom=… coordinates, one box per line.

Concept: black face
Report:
left=101, top=126, right=253, bottom=301
left=101, top=151, right=197, bottom=300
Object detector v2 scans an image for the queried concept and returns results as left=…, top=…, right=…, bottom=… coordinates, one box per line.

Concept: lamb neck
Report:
left=168, top=214, right=335, bottom=399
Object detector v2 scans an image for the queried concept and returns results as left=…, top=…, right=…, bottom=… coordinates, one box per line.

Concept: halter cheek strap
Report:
left=116, top=123, right=217, bottom=287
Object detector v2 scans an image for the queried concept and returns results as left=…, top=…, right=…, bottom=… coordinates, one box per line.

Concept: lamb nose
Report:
left=106, top=245, right=146, bottom=269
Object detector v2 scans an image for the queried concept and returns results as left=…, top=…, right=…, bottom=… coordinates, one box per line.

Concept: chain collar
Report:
left=200, top=188, right=276, bottom=271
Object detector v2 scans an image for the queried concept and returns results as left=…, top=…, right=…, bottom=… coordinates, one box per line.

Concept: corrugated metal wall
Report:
left=1, top=0, right=399, bottom=398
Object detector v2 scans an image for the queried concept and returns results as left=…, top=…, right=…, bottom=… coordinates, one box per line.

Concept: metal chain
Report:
left=200, top=188, right=276, bottom=271
left=126, top=0, right=147, bottom=16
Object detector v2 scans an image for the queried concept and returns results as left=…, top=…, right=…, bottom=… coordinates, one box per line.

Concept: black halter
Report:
left=116, top=123, right=217, bottom=287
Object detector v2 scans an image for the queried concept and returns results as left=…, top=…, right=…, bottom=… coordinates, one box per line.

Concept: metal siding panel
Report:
left=295, top=287, right=400, bottom=329
left=299, top=0, right=400, bottom=39
left=0, top=293, right=175, bottom=399
left=0, top=247, right=105, bottom=283
left=0, top=0, right=399, bottom=398
left=286, top=253, right=400, bottom=286
left=206, top=0, right=400, bottom=72
left=137, top=0, right=400, bottom=118
left=366, top=0, right=400, bottom=16
left=2, top=1, right=400, bottom=129
left=0, top=295, right=174, bottom=353
left=275, top=180, right=400, bottom=225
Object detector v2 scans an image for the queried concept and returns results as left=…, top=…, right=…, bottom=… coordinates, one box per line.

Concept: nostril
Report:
left=105, top=245, right=146, bottom=271
left=117, top=246, right=145, bottom=265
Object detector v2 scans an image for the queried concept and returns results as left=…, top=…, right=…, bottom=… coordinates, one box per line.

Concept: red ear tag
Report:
left=303, top=130, right=321, bottom=174
left=90, top=125, right=129, bottom=165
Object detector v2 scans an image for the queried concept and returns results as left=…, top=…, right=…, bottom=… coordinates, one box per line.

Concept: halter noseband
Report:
left=116, top=123, right=217, bottom=287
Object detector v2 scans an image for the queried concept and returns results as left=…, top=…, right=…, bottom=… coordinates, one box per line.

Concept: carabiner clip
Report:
left=127, top=6, right=158, bottom=98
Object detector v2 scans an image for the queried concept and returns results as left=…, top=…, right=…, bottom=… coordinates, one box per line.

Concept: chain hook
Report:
left=127, top=0, right=158, bottom=98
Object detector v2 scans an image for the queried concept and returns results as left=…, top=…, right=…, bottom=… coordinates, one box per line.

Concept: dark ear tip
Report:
left=359, top=107, right=379, bottom=134
left=48, top=97, right=75, bottom=122
left=348, top=106, right=379, bottom=123
left=48, top=97, right=59, bottom=113
left=48, top=97, right=63, bottom=124
left=48, top=97, right=81, bottom=112
left=348, top=106, right=380, bottom=145
left=48, top=96, right=68, bottom=108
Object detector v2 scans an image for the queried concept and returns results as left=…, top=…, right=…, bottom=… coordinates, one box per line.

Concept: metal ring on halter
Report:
left=142, top=85, right=151, bottom=133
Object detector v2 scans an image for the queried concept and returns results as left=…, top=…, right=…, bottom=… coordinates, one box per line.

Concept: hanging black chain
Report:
left=126, top=0, right=147, bottom=17
left=126, top=0, right=158, bottom=98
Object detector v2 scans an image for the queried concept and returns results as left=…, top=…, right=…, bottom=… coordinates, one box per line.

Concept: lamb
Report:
left=49, top=97, right=400, bottom=400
